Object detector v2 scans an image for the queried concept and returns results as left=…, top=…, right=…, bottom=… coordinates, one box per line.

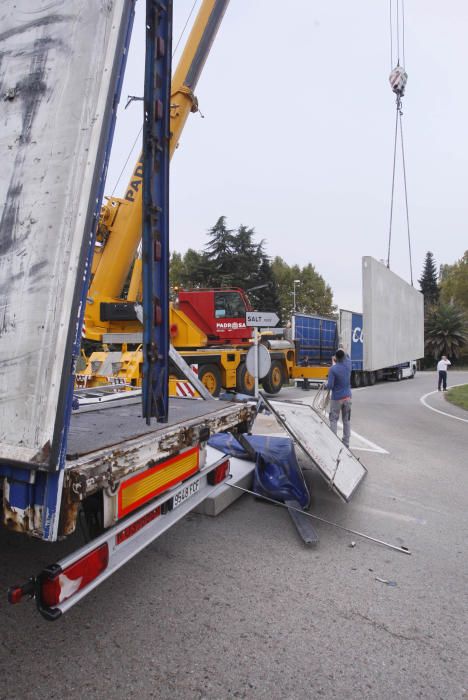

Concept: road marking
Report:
left=420, top=384, right=468, bottom=424
left=338, top=424, right=389, bottom=454
left=262, top=426, right=388, bottom=454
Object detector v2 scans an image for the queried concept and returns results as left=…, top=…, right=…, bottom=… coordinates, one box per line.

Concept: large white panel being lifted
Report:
left=0, top=1, right=131, bottom=468
left=362, top=257, right=424, bottom=372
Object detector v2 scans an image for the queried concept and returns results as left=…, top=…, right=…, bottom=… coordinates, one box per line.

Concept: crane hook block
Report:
left=389, top=65, right=408, bottom=97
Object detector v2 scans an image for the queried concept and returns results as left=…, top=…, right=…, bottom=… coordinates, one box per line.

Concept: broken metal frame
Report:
left=258, top=393, right=367, bottom=503
left=228, top=482, right=411, bottom=555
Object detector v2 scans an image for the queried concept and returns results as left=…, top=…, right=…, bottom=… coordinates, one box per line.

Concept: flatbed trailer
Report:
left=0, top=0, right=257, bottom=619
left=7, top=397, right=254, bottom=619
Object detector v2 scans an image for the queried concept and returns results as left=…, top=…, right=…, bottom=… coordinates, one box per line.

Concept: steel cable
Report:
left=399, top=109, right=414, bottom=284
left=387, top=0, right=413, bottom=284
left=387, top=102, right=400, bottom=269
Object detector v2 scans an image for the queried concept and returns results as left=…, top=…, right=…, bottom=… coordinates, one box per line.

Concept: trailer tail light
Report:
left=8, top=579, right=35, bottom=605
left=40, top=543, right=109, bottom=608
left=207, top=459, right=230, bottom=486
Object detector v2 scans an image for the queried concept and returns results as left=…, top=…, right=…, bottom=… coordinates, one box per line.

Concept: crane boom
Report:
left=85, top=0, right=229, bottom=342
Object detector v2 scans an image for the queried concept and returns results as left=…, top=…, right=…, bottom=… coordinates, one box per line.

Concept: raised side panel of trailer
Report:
left=0, top=1, right=134, bottom=470
left=0, top=2, right=135, bottom=542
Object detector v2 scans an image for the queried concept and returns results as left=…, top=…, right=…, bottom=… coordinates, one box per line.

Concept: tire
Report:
left=361, top=371, right=369, bottom=387
left=236, top=363, right=255, bottom=395
left=396, top=369, right=403, bottom=381
left=261, top=360, right=284, bottom=395
left=351, top=371, right=361, bottom=388
left=199, top=364, right=222, bottom=397
left=368, top=371, right=376, bottom=386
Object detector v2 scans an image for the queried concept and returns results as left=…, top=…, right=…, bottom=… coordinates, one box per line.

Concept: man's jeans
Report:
left=329, top=398, right=352, bottom=448
left=438, top=370, right=447, bottom=390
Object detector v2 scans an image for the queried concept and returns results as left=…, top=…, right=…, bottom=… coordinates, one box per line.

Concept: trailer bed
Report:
left=65, top=398, right=255, bottom=499
left=67, top=398, right=244, bottom=458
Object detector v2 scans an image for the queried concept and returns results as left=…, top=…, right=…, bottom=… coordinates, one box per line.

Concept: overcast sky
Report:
left=106, top=1, right=468, bottom=312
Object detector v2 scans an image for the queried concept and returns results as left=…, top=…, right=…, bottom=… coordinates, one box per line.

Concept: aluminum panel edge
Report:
left=0, top=2, right=134, bottom=469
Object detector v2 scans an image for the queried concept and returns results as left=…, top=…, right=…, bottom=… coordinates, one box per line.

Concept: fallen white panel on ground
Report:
left=265, top=399, right=367, bottom=502
left=0, top=1, right=130, bottom=465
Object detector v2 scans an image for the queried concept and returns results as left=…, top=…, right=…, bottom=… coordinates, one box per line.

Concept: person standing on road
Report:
left=437, top=355, right=451, bottom=391
left=327, top=348, right=352, bottom=448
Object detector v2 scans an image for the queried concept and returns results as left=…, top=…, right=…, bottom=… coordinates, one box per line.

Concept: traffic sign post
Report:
left=245, top=311, right=277, bottom=397
left=254, top=327, right=259, bottom=397
left=245, top=311, right=279, bottom=328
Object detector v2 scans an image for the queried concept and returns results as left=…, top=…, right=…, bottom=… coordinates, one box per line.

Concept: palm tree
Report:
left=425, top=303, right=467, bottom=360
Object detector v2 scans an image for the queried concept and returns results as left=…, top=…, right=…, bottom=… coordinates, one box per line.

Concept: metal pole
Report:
left=293, top=279, right=300, bottom=313
left=254, top=326, right=259, bottom=398
left=227, top=482, right=411, bottom=555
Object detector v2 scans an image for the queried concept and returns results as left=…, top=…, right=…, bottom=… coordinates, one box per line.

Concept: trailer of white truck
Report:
left=293, top=257, right=424, bottom=388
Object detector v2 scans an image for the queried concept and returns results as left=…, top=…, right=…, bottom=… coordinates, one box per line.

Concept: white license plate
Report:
left=172, top=479, right=201, bottom=510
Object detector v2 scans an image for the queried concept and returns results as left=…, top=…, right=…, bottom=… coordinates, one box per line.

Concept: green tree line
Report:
left=419, top=250, right=468, bottom=364
left=170, top=216, right=335, bottom=323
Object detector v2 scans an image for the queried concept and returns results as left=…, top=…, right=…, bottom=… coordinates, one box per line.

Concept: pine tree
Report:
left=230, top=225, right=262, bottom=289
left=418, top=251, right=439, bottom=309
left=204, top=216, right=235, bottom=286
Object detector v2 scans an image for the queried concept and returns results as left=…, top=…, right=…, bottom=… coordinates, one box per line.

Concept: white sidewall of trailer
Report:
left=0, top=1, right=128, bottom=463
left=362, top=257, right=424, bottom=371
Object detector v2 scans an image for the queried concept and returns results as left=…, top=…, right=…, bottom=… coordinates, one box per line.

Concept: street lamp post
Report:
left=293, top=279, right=300, bottom=312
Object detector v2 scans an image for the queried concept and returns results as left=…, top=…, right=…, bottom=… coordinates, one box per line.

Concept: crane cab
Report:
left=175, top=288, right=253, bottom=345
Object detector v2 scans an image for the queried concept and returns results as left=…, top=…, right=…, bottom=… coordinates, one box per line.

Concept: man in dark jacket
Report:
left=326, top=349, right=352, bottom=448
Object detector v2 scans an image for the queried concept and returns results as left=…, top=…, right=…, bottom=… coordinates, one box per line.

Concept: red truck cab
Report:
left=176, top=288, right=253, bottom=345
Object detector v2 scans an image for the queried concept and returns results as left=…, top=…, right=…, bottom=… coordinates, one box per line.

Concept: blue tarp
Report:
left=208, top=434, right=310, bottom=509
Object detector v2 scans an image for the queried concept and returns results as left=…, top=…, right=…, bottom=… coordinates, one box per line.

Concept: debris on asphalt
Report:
left=375, top=577, right=397, bottom=586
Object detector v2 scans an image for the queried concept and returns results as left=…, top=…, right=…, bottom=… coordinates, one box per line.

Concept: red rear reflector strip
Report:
left=207, top=459, right=230, bottom=486
left=116, top=506, right=161, bottom=545
left=41, top=543, right=109, bottom=608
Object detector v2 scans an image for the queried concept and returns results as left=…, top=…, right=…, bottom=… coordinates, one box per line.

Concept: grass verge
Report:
left=445, top=384, right=468, bottom=411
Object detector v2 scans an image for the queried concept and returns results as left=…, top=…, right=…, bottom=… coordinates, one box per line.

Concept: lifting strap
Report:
left=387, top=0, right=414, bottom=286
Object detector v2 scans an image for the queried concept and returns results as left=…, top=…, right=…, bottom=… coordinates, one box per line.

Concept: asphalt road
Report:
left=1, top=371, right=467, bottom=699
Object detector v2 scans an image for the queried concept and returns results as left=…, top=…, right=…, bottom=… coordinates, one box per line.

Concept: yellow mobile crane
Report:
left=85, top=0, right=229, bottom=343
left=80, top=0, right=328, bottom=395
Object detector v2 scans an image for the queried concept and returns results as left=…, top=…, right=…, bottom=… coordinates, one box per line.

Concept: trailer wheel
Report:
left=368, top=371, right=376, bottom=385
left=262, top=361, right=284, bottom=394
left=361, top=371, right=369, bottom=387
left=236, top=363, right=255, bottom=395
left=199, top=364, right=222, bottom=396
left=351, top=371, right=361, bottom=388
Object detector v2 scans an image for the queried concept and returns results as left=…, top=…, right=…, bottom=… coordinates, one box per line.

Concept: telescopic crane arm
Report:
left=85, top=0, right=229, bottom=342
